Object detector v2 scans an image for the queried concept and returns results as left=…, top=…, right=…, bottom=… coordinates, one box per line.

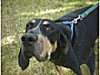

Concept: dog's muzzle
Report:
left=21, top=33, right=38, bottom=44
left=21, top=32, right=56, bottom=61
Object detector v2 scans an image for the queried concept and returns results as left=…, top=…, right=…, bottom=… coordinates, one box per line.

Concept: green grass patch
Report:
left=2, top=0, right=98, bottom=75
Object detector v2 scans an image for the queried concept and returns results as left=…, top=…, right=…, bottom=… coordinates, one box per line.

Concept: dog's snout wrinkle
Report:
left=21, top=34, right=38, bottom=43
left=27, top=35, right=38, bottom=42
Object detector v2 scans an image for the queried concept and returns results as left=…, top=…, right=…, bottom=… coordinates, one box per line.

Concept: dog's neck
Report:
left=50, top=23, right=74, bottom=61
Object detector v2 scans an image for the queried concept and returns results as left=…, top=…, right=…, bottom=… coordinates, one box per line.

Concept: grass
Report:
left=1, top=0, right=98, bottom=75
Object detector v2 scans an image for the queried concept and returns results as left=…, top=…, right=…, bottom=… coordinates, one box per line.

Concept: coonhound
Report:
left=18, top=4, right=98, bottom=75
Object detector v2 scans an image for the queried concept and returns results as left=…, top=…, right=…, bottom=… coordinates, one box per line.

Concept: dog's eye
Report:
left=26, top=22, right=36, bottom=29
left=43, top=24, right=53, bottom=31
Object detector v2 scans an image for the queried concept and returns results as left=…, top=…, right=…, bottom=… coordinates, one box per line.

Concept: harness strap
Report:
left=62, top=3, right=98, bottom=41
left=62, top=21, right=74, bottom=40
left=72, top=3, right=98, bottom=24
left=79, top=3, right=98, bottom=20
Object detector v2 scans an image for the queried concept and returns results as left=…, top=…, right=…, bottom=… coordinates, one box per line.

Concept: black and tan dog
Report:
left=18, top=5, right=98, bottom=75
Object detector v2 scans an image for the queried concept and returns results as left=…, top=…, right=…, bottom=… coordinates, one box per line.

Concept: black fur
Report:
left=51, top=5, right=98, bottom=75
left=18, top=4, right=99, bottom=75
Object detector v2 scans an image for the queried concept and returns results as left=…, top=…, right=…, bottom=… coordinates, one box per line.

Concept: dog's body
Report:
left=51, top=5, right=99, bottom=75
left=18, top=4, right=98, bottom=75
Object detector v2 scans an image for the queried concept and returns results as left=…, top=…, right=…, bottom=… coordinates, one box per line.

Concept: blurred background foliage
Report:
left=1, top=0, right=99, bottom=75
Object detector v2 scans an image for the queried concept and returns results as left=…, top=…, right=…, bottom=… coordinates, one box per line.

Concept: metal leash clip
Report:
left=72, top=15, right=82, bottom=24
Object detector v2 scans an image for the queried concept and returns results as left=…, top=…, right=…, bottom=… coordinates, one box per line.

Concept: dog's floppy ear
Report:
left=18, top=48, right=29, bottom=70
left=58, top=26, right=72, bottom=54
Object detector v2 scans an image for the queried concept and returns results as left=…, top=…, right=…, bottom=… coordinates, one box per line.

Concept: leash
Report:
left=72, top=3, right=99, bottom=24
left=62, top=3, right=98, bottom=40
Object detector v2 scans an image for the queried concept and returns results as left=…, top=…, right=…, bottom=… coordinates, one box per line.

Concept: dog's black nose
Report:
left=21, top=34, right=38, bottom=42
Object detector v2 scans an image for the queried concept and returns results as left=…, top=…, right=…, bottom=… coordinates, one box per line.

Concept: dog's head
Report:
left=18, top=19, right=71, bottom=70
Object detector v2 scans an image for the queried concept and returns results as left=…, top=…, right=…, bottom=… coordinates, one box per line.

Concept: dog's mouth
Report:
left=21, top=34, right=57, bottom=61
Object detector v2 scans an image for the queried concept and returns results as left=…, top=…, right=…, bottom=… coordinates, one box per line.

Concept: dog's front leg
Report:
left=65, top=48, right=82, bottom=75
